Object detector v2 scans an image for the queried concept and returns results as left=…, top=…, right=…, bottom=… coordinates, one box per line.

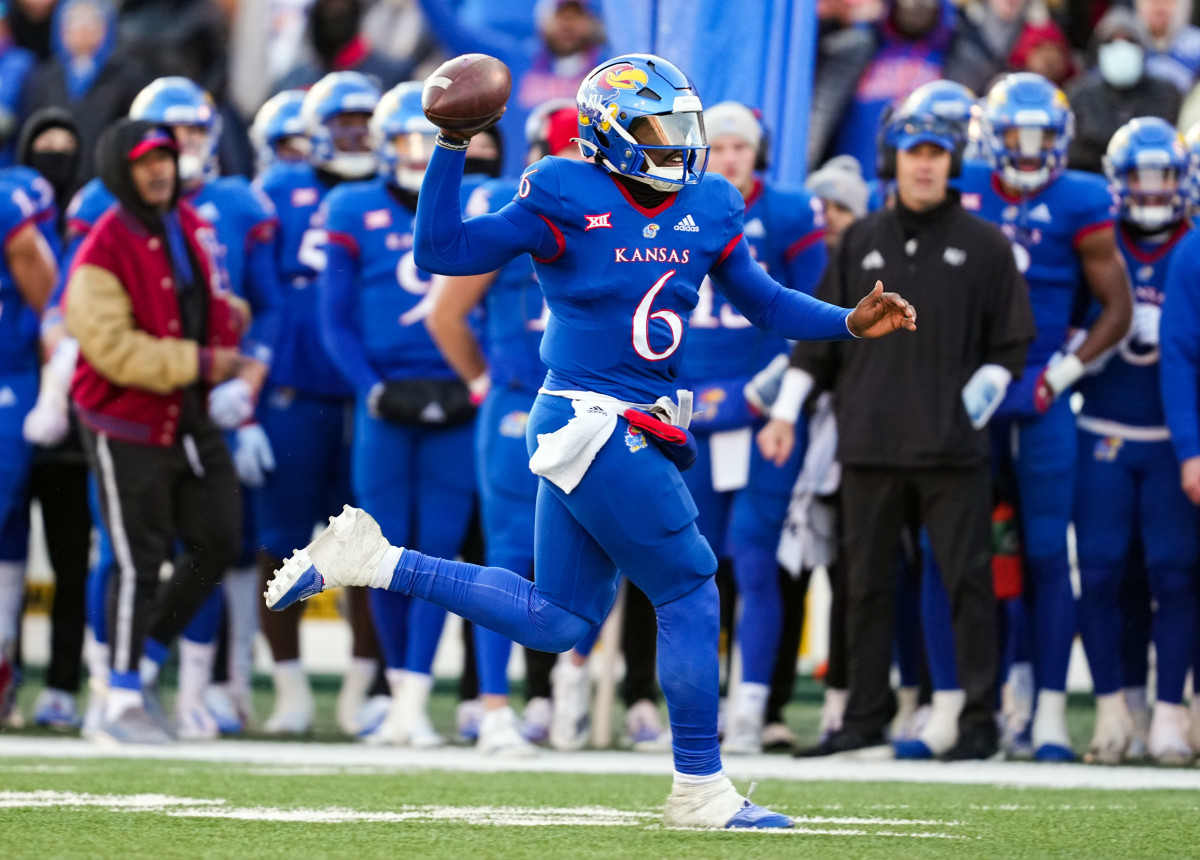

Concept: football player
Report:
left=267, top=54, right=914, bottom=828
left=1073, top=117, right=1197, bottom=765
left=318, top=82, right=479, bottom=748
left=958, top=72, right=1133, bottom=761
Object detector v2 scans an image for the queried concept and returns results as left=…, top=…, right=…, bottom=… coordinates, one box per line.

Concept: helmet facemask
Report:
left=1121, top=164, right=1184, bottom=231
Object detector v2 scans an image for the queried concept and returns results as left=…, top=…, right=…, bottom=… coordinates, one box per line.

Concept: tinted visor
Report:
left=629, top=111, right=706, bottom=149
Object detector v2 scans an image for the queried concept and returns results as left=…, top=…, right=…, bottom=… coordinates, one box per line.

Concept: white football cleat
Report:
left=336, top=659, right=378, bottom=736
left=477, top=705, right=537, bottom=757
left=1084, top=692, right=1133, bottom=765
left=1148, top=702, right=1194, bottom=766
left=663, top=776, right=792, bottom=829
left=1032, top=690, right=1075, bottom=761
left=82, top=676, right=108, bottom=741
left=550, top=658, right=590, bottom=751
left=263, top=666, right=314, bottom=736
left=625, top=699, right=671, bottom=753
left=890, top=686, right=921, bottom=741
left=265, top=506, right=395, bottom=610
left=456, top=698, right=484, bottom=743
left=175, top=699, right=220, bottom=741
left=522, top=696, right=552, bottom=744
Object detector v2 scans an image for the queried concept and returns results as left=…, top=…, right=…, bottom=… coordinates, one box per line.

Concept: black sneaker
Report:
left=795, top=727, right=887, bottom=757
left=941, top=729, right=1000, bottom=761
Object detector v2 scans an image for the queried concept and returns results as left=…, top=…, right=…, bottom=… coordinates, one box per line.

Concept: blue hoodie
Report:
left=51, top=0, right=118, bottom=103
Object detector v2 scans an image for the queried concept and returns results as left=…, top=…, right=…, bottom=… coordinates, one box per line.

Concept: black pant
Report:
left=766, top=565, right=812, bottom=725
left=82, top=420, right=240, bottom=676
left=28, top=457, right=91, bottom=693
left=840, top=465, right=997, bottom=738
left=621, top=582, right=659, bottom=706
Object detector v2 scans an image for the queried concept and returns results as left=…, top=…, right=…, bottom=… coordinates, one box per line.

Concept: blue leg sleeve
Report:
left=729, top=541, right=782, bottom=686
left=368, top=589, right=410, bottom=670
left=920, top=540, right=960, bottom=692
left=1120, top=552, right=1152, bottom=689
left=894, top=550, right=924, bottom=689
left=86, top=475, right=113, bottom=644
left=180, top=587, right=224, bottom=645
left=656, top=577, right=722, bottom=776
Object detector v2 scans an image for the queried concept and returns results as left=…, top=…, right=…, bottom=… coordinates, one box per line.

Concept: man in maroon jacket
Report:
left=65, top=118, right=262, bottom=744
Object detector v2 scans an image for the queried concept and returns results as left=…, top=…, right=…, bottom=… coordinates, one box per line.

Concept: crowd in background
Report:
left=0, top=0, right=1197, bottom=768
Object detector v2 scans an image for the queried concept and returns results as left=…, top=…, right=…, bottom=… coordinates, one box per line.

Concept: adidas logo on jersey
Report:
left=0, top=386, right=15, bottom=408
left=674, top=214, right=700, bottom=232
left=1029, top=203, right=1052, bottom=223
left=587, top=405, right=607, bottom=415
left=861, top=250, right=884, bottom=270
left=420, top=401, right=446, bottom=423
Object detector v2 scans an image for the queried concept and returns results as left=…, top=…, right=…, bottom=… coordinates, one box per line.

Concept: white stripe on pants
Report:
left=95, top=432, right=139, bottom=674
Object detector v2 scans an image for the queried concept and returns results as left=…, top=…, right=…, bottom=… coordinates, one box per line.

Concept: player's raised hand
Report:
left=847, top=280, right=917, bottom=338
left=422, top=54, right=511, bottom=141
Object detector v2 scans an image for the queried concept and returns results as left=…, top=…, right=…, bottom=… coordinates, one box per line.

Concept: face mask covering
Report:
left=29, top=151, right=76, bottom=191
left=1098, top=40, right=1144, bottom=88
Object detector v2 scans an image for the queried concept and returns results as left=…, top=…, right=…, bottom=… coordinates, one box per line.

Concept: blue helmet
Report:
left=880, top=80, right=976, bottom=179
left=1105, top=117, right=1189, bottom=232
left=301, top=71, right=381, bottom=179
left=129, top=76, right=221, bottom=183
left=371, top=82, right=438, bottom=190
left=1184, top=120, right=1200, bottom=210
left=982, top=72, right=1073, bottom=192
left=251, top=90, right=309, bottom=169
left=574, top=54, right=709, bottom=189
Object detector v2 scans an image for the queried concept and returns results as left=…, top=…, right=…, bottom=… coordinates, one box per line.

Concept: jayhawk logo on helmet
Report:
left=602, top=64, right=649, bottom=91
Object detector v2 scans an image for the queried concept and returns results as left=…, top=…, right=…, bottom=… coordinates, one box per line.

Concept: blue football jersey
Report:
left=680, top=180, right=824, bottom=386
left=514, top=156, right=744, bottom=404
left=323, top=177, right=455, bottom=381
left=960, top=163, right=1116, bottom=367
left=256, top=161, right=349, bottom=396
left=0, top=175, right=43, bottom=373
left=2, top=166, right=60, bottom=260
left=467, top=179, right=547, bottom=393
left=185, top=176, right=277, bottom=302
left=1077, top=222, right=1191, bottom=430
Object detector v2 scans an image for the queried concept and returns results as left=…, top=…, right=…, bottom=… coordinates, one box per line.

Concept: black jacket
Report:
left=20, top=53, right=150, bottom=184
left=793, top=195, right=1035, bottom=470
left=1066, top=71, right=1182, bottom=174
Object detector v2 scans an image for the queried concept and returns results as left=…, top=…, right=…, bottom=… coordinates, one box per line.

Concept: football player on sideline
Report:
left=958, top=73, right=1133, bottom=761
left=266, top=54, right=913, bottom=829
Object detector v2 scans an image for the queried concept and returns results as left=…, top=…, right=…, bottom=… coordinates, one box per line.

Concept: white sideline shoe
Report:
left=550, top=659, right=590, bottom=751
left=478, top=706, right=537, bottom=757
left=1084, top=693, right=1133, bottom=765
left=1148, top=702, right=1194, bottom=766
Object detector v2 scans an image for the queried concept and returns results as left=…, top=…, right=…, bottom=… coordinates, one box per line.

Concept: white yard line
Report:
left=2, top=736, right=1200, bottom=791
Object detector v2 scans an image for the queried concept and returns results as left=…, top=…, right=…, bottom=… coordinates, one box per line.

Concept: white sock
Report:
left=84, top=628, right=110, bottom=688
left=222, top=566, right=259, bottom=693
left=273, top=659, right=308, bottom=699
left=918, top=690, right=965, bottom=754
left=672, top=769, right=725, bottom=789
left=139, top=655, right=161, bottom=688
left=1124, top=686, right=1148, bottom=716
left=1033, top=689, right=1069, bottom=747
left=385, top=667, right=406, bottom=696
left=0, top=560, right=26, bottom=646
left=733, top=682, right=769, bottom=718
left=370, top=546, right=404, bottom=589
left=105, top=686, right=143, bottom=722
left=177, top=639, right=216, bottom=708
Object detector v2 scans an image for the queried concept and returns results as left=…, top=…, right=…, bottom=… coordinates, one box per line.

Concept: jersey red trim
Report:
left=4, top=214, right=39, bottom=248
left=783, top=230, right=825, bottom=262
left=716, top=232, right=743, bottom=266
left=608, top=175, right=679, bottom=218
left=1119, top=220, right=1191, bottom=264
left=326, top=230, right=360, bottom=257
left=1073, top=219, right=1113, bottom=250
left=743, top=177, right=765, bottom=211
left=533, top=214, right=565, bottom=263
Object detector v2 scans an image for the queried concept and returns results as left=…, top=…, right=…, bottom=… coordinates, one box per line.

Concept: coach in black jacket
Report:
left=789, top=96, right=1035, bottom=760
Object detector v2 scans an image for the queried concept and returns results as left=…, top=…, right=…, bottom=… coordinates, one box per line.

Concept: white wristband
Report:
left=844, top=310, right=860, bottom=339
left=1043, top=352, right=1085, bottom=396
left=769, top=367, right=815, bottom=424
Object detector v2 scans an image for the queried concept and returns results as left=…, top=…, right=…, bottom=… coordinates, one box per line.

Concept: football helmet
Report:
left=302, top=71, right=381, bottom=180
left=129, top=76, right=221, bottom=184
left=879, top=79, right=976, bottom=179
left=251, top=90, right=309, bottom=169
left=371, top=82, right=438, bottom=191
left=982, top=72, right=1074, bottom=192
left=1105, top=117, right=1189, bottom=232
left=575, top=54, right=708, bottom=190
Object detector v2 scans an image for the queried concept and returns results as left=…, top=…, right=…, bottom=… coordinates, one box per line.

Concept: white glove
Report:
left=209, top=377, right=256, bottom=429
left=743, top=353, right=790, bottom=414
left=22, top=386, right=69, bottom=446
left=23, top=337, right=78, bottom=446
left=233, top=422, right=275, bottom=487
left=961, top=364, right=1013, bottom=430
left=1131, top=302, right=1161, bottom=348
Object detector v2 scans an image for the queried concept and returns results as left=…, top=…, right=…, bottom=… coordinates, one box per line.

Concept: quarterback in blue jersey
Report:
left=673, top=100, right=827, bottom=756
left=1074, top=118, right=1197, bottom=766
left=959, top=73, right=1133, bottom=761
left=319, top=82, right=479, bottom=748
left=0, top=171, right=60, bottom=719
left=266, top=53, right=914, bottom=828
left=251, top=72, right=382, bottom=736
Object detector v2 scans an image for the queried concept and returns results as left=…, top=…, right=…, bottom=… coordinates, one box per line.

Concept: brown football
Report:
left=422, top=54, right=512, bottom=133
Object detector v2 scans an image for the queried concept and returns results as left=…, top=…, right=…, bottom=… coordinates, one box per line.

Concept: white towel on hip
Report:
left=528, top=398, right=619, bottom=494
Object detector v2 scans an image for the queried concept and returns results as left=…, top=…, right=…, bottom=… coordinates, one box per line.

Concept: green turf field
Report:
left=2, top=756, right=1200, bottom=859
